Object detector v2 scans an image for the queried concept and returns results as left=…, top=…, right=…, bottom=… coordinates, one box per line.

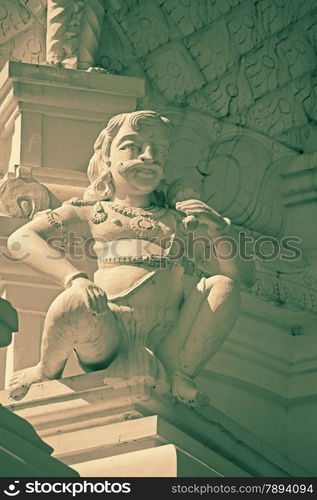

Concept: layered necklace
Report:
left=91, top=201, right=166, bottom=239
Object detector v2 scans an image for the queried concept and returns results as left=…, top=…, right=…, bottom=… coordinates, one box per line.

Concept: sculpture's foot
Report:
left=86, top=66, right=109, bottom=73
left=150, top=372, right=170, bottom=396
left=43, top=60, right=64, bottom=68
left=9, top=364, right=48, bottom=401
left=171, top=372, right=209, bottom=408
left=44, top=59, right=79, bottom=70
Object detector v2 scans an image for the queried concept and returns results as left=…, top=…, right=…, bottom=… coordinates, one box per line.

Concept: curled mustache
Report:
left=117, top=160, right=164, bottom=179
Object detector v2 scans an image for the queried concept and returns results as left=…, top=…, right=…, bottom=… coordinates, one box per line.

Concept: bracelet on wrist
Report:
left=64, top=272, right=89, bottom=289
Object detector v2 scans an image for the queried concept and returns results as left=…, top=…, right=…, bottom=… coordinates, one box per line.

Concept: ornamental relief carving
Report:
left=161, top=108, right=295, bottom=237
left=103, top=0, right=317, bottom=151
left=0, top=167, right=50, bottom=218
left=0, top=0, right=31, bottom=44
left=1, top=0, right=317, bottom=152
left=0, top=0, right=46, bottom=69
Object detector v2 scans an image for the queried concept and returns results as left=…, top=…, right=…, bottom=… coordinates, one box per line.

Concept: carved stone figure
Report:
left=8, top=110, right=254, bottom=406
left=46, top=0, right=105, bottom=69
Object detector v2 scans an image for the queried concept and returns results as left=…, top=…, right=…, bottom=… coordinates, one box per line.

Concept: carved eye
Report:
left=155, top=145, right=167, bottom=157
left=120, top=143, right=141, bottom=154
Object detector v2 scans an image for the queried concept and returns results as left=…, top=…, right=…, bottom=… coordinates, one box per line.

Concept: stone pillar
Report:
left=0, top=61, right=145, bottom=203
left=0, top=61, right=145, bottom=388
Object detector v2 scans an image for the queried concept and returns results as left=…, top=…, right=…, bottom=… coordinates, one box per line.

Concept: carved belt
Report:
left=97, top=255, right=183, bottom=269
left=97, top=255, right=201, bottom=277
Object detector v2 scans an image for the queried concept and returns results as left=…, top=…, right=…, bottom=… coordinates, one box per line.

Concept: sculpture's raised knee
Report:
left=198, top=274, right=237, bottom=294
left=46, top=287, right=87, bottom=324
left=198, top=275, right=240, bottom=314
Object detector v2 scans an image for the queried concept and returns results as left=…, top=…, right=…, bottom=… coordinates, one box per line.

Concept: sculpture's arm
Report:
left=7, top=204, right=92, bottom=288
left=176, top=199, right=255, bottom=288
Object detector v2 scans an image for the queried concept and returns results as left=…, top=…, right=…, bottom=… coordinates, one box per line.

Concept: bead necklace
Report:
left=111, top=203, right=166, bottom=239
left=110, top=203, right=166, bottom=219
left=91, top=201, right=108, bottom=224
left=91, top=201, right=166, bottom=239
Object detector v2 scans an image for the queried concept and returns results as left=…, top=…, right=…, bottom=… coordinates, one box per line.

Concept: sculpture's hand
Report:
left=70, top=277, right=108, bottom=316
left=176, top=199, right=229, bottom=234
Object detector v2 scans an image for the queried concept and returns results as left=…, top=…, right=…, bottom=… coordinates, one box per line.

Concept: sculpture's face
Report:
left=108, top=119, right=170, bottom=196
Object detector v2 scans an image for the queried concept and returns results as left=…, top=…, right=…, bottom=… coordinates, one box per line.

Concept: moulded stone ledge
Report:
left=0, top=61, right=144, bottom=128
left=0, top=61, right=145, bottom=99
left=0, top=371, right=312, bottom=478
left=72, top=443, right=221, bottom=477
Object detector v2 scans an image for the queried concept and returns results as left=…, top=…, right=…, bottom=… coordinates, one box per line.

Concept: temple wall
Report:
left=0, top=1, right=46, bottom=69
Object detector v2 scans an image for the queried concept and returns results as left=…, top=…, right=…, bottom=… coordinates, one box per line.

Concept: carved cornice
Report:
left=0, top=374, right=310, bottom=476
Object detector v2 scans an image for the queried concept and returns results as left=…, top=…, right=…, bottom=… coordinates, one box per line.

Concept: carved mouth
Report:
left=133, top=167, right=158, bottom=179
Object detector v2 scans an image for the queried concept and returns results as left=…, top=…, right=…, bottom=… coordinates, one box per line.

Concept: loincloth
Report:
left=102, top=266, right=183, bottom=352
left=95, top=261, right=185, bottom=301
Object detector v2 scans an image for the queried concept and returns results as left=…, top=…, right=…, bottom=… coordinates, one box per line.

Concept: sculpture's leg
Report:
left=157, top=275, right=240, bottom=407
left=9, top=288, right=119, bottom=400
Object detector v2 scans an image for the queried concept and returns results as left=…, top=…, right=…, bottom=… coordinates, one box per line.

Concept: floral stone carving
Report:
left=0, top=167, right=50, bottom=219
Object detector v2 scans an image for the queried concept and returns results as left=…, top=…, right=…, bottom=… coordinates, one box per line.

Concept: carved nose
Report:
left=139, top=145, right=154, bottom=163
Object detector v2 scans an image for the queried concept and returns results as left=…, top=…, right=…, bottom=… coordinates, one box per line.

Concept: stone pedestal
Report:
left=0, top=373, right=310, bottom=477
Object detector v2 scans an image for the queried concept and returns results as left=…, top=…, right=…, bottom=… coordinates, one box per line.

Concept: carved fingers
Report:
left=176, top=199, right=228, bottom=232
left=70, top=277, right=108, bottom=316
left=86, top=286, right=108, bottom=316
left=176, top=199, right=219, bottom=217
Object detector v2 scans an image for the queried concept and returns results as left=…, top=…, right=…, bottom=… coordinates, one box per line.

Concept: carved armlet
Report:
left=63, top=198, right=95, bottom=207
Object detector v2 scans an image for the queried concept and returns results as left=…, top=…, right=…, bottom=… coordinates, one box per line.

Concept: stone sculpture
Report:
left=8, top=110, right=254, bottom=406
